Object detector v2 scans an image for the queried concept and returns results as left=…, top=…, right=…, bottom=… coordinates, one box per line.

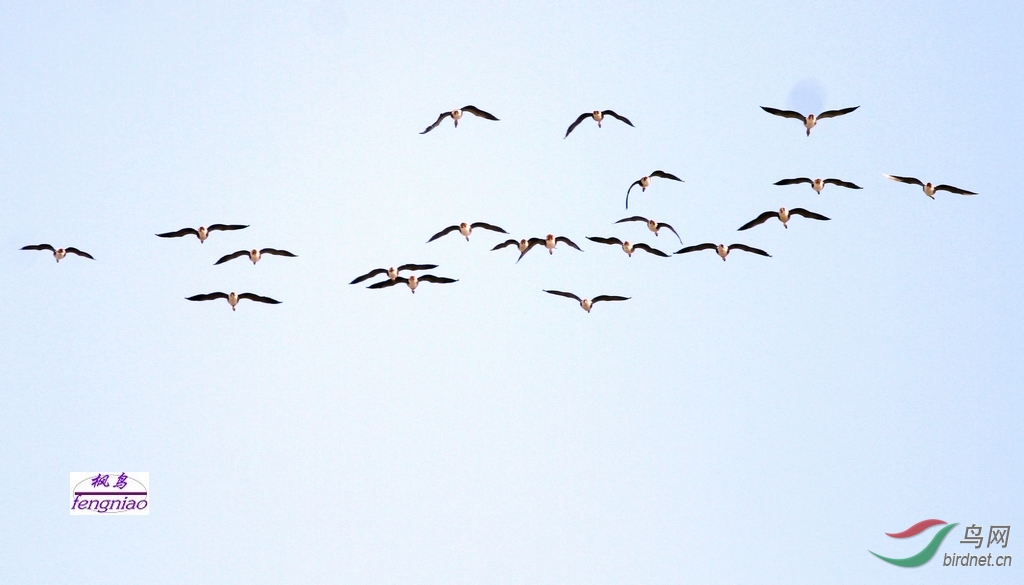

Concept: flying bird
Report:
left=626, top=171, right=683, bottom=209
left=156, top=224, right=248, bottom=243
left=774, top=177, right=862, bottom=193
left=675, top=243, right=771, bottom=261
left=350, top=264, right=439, bottom=285
left=738, top=208, right=830, bottom=231
left=761, top=106, right=859, bottom=136
left=420, top=106, right=499, bottom=134
left=21, top=244, right=94, bottom=262
left=615, top=216, right=683, bottom=244
left=428, top=222, right=508, bottom=243
left=884, top=175, right=977, bottom=198
left=543, top=290, right=630, bottom=313
left=186, top=292, right=280, bottom=311
left=367, top=274, right=457, bottom=293
left=530, top=234, right=583, bottom=255
left=586, top=237, right=669, bottom=257
left=564, top=110, right=634, bottom=138
left=214, top=248, right=297, bottom=265
left=491, top=238, right=542, bottom=263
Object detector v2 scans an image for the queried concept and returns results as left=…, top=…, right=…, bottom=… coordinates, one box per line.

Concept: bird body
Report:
left=21, top=244, right=94, bottom=262
left=884, top=174, right=977, bottom=199
left=543, top=290, right=630, bottom=312
left=675, top=243, right=771, bottom=261
left=761, top=106, right=859, bottom=136
left=186, top=291, right=280, bottom=311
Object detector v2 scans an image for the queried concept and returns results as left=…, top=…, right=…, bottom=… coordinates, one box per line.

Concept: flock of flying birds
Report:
left=19, top=104, right=978, bottom=313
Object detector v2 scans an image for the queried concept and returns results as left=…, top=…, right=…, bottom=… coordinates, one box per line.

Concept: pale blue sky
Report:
left=1, top=1, right=1021, bottom=583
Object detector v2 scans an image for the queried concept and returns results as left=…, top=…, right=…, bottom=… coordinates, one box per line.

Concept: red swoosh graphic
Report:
left=886, top=519, right=947, bottom=538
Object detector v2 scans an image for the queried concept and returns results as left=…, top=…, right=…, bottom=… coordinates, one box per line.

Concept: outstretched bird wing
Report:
left=461, top=105, right=499, bottom=120
left=823, top=178, right=862, bottom=189
left=208, top=224, right=248, bottom=232
left=427, top=225, right=460, bottom=242
left=350, top=268, right=388, bottom=284
left=788, top=208, right=831, bottom=221
left=650, top=170, right=682, bottom=182
left=156, top=228, right=199, bottom=238
left=656, top=222, right=683, bottom=244
left=774, top=177, right=813, bottom=186
left=237, top=293, right=281, bottom=304
left=420, top=111, right=453, bottom=134
left=469, top=222, right=508, bottom=234
left=416, top=275, right=458, bottom=284
left=884, top=174, right=924, bottom=187
left=564, top=112, right=592, bottom=138
left=186, top=292, right=230, bottom=302
left=587, top=236, right=624, bottom=246
left=632, top=243, right=669, bottom=257
left=934, top=184, right=978, bottom=195
left=738, top=211, right=780, bottom=231
left=615, top=216, right=648, bottom=225
left=592, top=295, right=630, bottom=304
left=491, top=239, right=519, bottom=251
left=21, top=244, right=56, bottom=252
left=259, top=248, right=297, bottom=257
left=214, top=250, right=250, bottom=265
left=555, top=236, right=582, bottom=251
left=543, top=290, right=582, bottom=303
left=64, top=247, right=94, bottom=259
left=761, top=106, right=806, bottom=121
left=601, top=110, right=634, bottom=126
left=675, top=243, right=718, bottom=255
left=368, top=278, right=405, bottom=289
left=397, top=263, right=438, bottom=272
left=817, top=106, right=859, bottom=119
left=728, top=244, right=771, bottom=257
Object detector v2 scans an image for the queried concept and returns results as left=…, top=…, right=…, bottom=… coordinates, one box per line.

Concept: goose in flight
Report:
left=420, top=106, right=499, bottom=134
left=761, top=106, right=859, bottom=136
left=626, top=171, right=683, bottom=209
left=367, top=274, right=457, bottom=293
left=214, top=248, right=297, bottom=265
left=675, top=243, right=771, bottom=261
left=774, top=177, right=862, bottom=193
left=586, top=236, right=669, bottom=257
left=534, top=234, right=583, bottom=255
left=543, top=290, right=630, bottom=313
left=564, top=110, right=634, bottom=138
left=884, top=175, right=977, bottom=198
left=21, top=244, right=94, bottom=262
left=156, top=224, right=248, bottom=243
left=615, top=216, right=683, bottom=244
left=186, top=292, right=280, bottom=311
left=350, top=264, right=439, bottom=285
left=491, top=238, right=541, bottom=263
left=738, top=208, right=830, bottom=231
left=428, top=221, right=508, bottom=242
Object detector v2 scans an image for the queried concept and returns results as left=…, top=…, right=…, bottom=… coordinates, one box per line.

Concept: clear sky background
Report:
left=1, top=1, right=1021, bottom=583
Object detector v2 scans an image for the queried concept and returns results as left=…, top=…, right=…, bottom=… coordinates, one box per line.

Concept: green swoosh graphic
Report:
left=870, top=523, right=958, bottom=567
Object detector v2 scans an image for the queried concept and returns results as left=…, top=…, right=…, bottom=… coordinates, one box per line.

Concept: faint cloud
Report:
left=787, top=79, right=825, bottom=114
left=305, top=1, right=347, bottom=38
